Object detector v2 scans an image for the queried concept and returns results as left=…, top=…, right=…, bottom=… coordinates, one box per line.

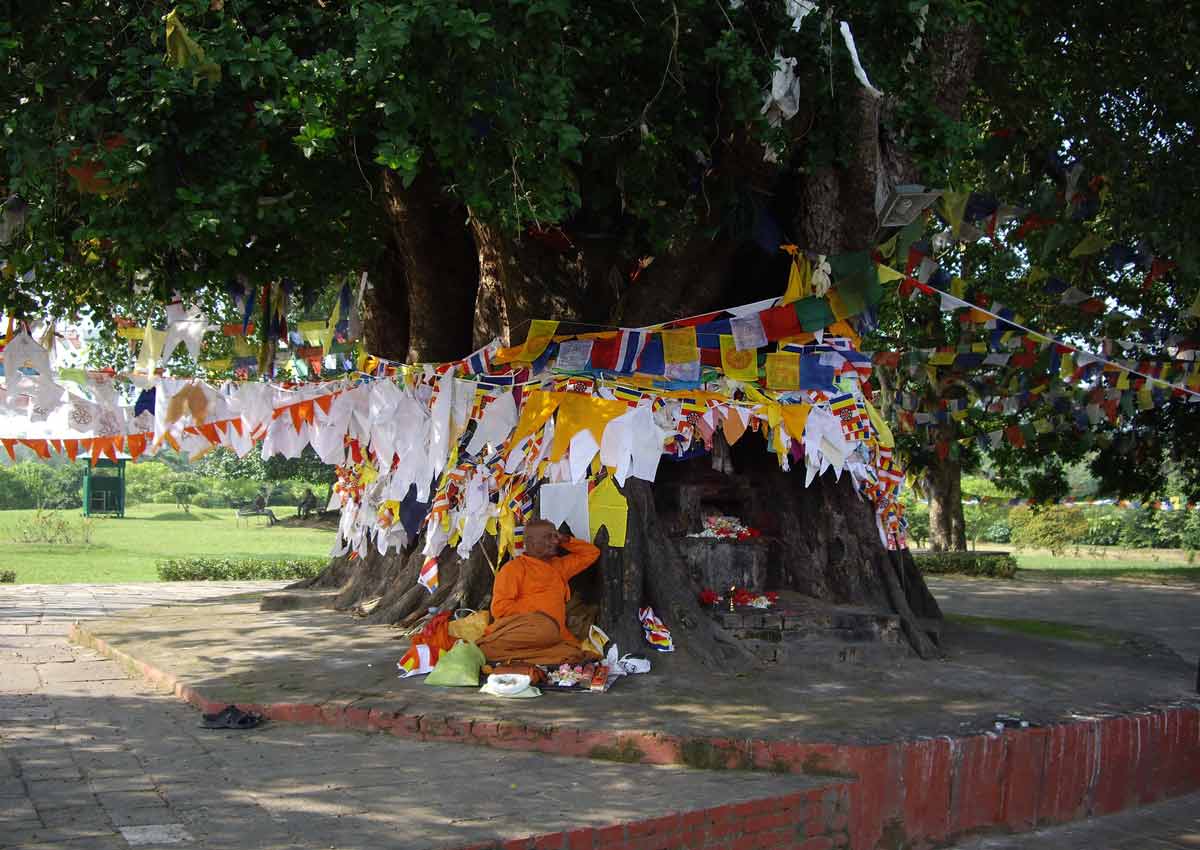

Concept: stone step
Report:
left=739, top=636, right=913, bottom=665
left=710, top=606, right=903, bottom=648
left=732, top=625, right=902, bottom=645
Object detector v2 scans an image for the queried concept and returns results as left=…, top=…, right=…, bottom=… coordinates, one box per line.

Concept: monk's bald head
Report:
left=524, top=520, right=561, bottom=560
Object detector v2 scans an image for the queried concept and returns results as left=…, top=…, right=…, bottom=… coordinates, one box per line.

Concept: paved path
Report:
left=930, top=576, right=1200, bottom=850
left=949, top=793, right=1200, bottom=849
left=0, top=582, right=821, bottom=850
left=927, top=575, right=1200, bottom=661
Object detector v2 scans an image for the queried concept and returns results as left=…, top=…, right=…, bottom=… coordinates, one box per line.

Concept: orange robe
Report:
left=487, top=538, right=600, bottom=643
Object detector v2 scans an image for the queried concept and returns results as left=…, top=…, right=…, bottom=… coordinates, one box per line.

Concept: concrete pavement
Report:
left=926, top=575, right=1200, bottom=661
left=1, top=582, right=831, bottom=850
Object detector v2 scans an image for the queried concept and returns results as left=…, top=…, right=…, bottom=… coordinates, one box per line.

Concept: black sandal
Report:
left=200, top=705, right=263, bottom=730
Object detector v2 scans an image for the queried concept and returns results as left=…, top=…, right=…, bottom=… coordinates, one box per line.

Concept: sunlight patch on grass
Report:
left=1, top=504, right=334, bottom=584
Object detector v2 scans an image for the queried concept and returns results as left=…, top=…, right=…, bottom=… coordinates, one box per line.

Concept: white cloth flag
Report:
left=465, top=391, right=517, bottom=456
left=539, top=482, right=590, bottom=541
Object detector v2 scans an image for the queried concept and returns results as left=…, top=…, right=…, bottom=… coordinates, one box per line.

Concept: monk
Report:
left=476, top=519, right=600, bottom=665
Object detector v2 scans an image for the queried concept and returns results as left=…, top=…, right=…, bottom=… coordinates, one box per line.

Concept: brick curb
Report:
left=72, top=623, right=1200, bottom=850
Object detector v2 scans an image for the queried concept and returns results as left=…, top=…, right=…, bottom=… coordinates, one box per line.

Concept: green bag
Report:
left=424, top=640, right=485, bottom=687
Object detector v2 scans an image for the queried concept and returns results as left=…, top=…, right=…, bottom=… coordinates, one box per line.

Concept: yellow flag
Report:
left=1069, top=231, right=1107, bottom=258
left=779, top=403, right=811, bottom=442
left=589, top=477, right=628, bottom=547
left=521, top=320, right=558, bottom=361
left=720, top=335, right=759, bottom=380
left=764, top=352, right=800, bottom=390
left=938, top=191, right=969, bottom=236
left=661, top=327, right=699, bottom=363
left=136, top=319, right=164, bottom=373
left=864, top=398, right=894, bottom=447
left=876, top=264, right=905, bottom=283
left=781, top=252, right=811, bottom=305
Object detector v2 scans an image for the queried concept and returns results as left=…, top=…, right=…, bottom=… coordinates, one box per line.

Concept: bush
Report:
left=1080, top=511, right=1123, bottom=546
left=913, top=551, right=1018, bottom=579
left=156, top=557, right=327, bottom=581
left=982, top=521, right=1011, bottom=543
left=0, top=570, right=14, bottom=583
left=1008, top=505, right=1088, bottom=555
left=9, top=509, right=91, bottom=545
left=1118, top=507, right=1158, bottom=549
left=905, top=503, right=930, bottom=548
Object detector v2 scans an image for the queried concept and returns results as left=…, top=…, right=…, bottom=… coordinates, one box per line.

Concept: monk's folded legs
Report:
left=476, top=612, right=590, bottom=666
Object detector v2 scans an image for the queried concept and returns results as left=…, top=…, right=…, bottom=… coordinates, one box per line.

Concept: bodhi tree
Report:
left=2, top=1, right=1197, bottom=655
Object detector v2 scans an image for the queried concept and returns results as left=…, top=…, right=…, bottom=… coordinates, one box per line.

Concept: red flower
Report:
left=698, top=589, right=720, bottom=606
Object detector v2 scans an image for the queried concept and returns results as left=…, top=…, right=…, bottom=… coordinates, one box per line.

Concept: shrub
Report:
left=982, top=521, right=1012, bottom=543
left=1180, top=512, right=1200, bottom=552
left=156, top=557, right=327, bottom=581
left=1118, top=507, right=1158, bottom=549
left=1080, top=511, right=1123, bottom=546
left=905, top=503, right=930, bottom=548
left=913, top=552, right=1018, bottom=579
left=9, top=509, right=88, bottom=545
left=0, top=570, right=15, bottom=583
left=1009, top=505, right=1088, bottom=555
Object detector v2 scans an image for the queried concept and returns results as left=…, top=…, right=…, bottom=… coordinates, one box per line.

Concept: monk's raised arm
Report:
left=552, top=537, right=601, bottom=580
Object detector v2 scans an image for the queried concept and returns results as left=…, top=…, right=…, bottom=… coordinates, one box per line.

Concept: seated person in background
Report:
left=297, top=488, right=318, bottom=518
left=476, top=519, right=600, bottom=666
left=252, top=490, right=278, bottom=526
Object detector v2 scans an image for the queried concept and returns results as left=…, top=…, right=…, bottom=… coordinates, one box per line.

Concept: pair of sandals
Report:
left=200, top=704, right=263, bottom=730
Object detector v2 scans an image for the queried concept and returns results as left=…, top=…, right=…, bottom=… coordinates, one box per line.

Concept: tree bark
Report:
left=378, top=170, right=479, bottom=361
left=926, top=428, right=967, bottom=552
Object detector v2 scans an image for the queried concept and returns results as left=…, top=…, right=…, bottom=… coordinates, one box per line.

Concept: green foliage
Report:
left=982, top=521, right=1011, bottom=544
left=1008, top=505, right=1089, bottom=556
left=0, top=463, right=83, bottom=510
left=963, top=502, right=1009, bottom=545
left=0, top=570, right=14, bottom=583
left=914, top=552, right=1018, bottom=579
left=905, top=502, right=930, bottom=548
left=1080, top=512, right=1123, bottom=546
left=190, top=447, right=334, bottom=487
left=156, top=556, right=325, bottom=581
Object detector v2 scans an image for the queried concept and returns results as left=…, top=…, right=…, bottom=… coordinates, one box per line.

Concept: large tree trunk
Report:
left=927, top=430, right=967, bottom=552
left=307, top=20, right=988, bottom=663
left=373, top=170, right=479, bottom=361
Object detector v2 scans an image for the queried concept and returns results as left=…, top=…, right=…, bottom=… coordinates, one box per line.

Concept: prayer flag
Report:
left=764, top=352, right=800, bottom=389
left=636, top=335, right=665, bottom=375
left=418, top=557, right=439, bottom=593
left=521, top=320, right=558, bottom=361
left=661, top=327, right=699, bottom=363
left=615, top=330, right=648, bottom=374
left=720, top=335, right=758, bottom=380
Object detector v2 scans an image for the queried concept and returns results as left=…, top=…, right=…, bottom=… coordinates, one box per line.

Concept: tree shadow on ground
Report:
left=75, top=596, right=1199, bottom=748
left=0, top=689, right=825, bottom=850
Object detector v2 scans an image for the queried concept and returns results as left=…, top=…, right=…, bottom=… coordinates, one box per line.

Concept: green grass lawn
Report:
left=973, top=543, right=1200, bottom=583
left=1, top=505, right=335, bottom=584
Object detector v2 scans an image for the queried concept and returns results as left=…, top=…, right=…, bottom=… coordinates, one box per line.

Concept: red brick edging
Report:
left=72, top=624, right=1200, bottom=850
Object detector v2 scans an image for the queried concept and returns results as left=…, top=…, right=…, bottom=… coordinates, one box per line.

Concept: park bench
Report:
left=235, top=501, right=276, bottom=527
